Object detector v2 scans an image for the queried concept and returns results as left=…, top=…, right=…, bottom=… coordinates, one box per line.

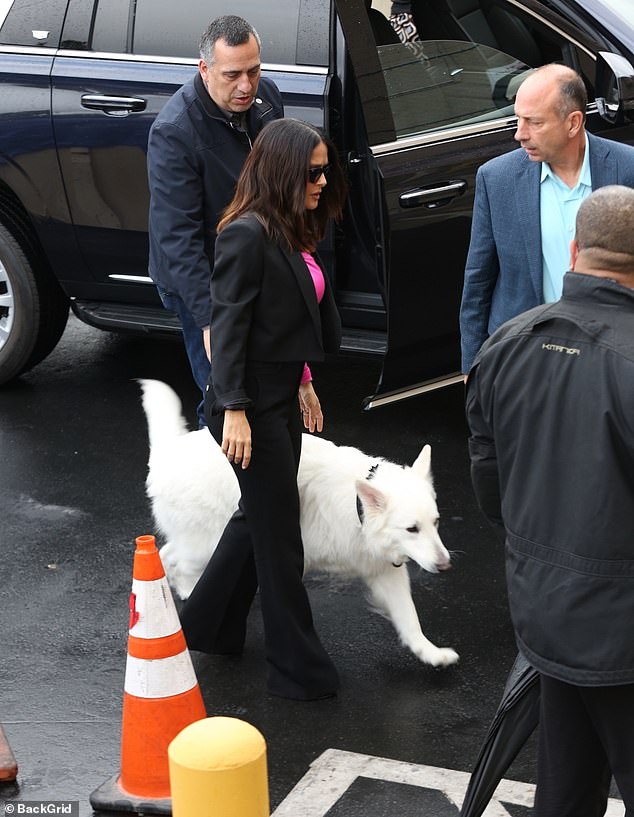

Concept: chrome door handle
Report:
left=399, top=180, right=467, bottom=209
left=81, top=94, right=147, bottom=115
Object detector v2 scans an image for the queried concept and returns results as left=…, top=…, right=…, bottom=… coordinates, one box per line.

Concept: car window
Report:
left=361, top=0, right=604, bottom=143
left=91, top=0, right=129, bottom=54
left=377, top=39, right=531, bottom=138
left=67, top=0, right=329, bottom=65
left=0, top=0, right=68, bottom=47
left=129, top=0, right=321, bottom=66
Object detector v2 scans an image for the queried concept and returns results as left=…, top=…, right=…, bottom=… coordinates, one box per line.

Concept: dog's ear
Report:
left=355, top=479, right=387, bottom=516
left=411, top=444, right=432, bottom=481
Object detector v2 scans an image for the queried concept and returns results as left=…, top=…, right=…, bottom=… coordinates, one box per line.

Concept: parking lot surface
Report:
left=0, top=315, right=557, bottom=815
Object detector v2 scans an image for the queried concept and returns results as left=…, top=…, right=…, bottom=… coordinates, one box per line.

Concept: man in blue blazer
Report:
left=460, top=63, right=634, bottom=375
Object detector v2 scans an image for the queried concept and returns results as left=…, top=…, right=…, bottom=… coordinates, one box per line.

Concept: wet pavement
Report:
left=1, top=315, right=540, bottom=815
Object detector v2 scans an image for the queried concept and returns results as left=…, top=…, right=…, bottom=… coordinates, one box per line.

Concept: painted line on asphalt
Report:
left=272, top=748, right=625, bottom=816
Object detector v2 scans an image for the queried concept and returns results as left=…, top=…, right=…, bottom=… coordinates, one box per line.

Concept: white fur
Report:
left=139, top=379, right=459, bottom=668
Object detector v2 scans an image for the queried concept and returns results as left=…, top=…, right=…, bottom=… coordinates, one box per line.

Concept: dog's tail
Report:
left=137, top=379, right=189, bottom=450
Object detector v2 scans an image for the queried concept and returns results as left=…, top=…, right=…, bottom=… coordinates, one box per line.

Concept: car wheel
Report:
left=0, top=222, right=69, bottom=385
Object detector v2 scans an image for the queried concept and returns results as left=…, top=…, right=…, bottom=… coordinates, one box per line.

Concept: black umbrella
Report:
left=460, top=652, right=541, bottom=817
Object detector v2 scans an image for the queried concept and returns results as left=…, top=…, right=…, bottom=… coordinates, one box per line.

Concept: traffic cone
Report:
left=0, top=723, right=17, bottom=782
left=90, top=534, right=206, bottom=814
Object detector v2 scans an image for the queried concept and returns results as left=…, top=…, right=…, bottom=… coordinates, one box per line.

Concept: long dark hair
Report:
left=218, top=118, right=347, bottom=251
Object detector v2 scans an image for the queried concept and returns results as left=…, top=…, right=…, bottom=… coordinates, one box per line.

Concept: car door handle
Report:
left=399, top=180, right=467, bottom=209
left=80, top=94, right=147, bottom=115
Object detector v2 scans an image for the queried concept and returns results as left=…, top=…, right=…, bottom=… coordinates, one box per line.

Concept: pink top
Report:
left=300, top=252, right=325, bottom=384
left=301, top=251, right=326, bottom=302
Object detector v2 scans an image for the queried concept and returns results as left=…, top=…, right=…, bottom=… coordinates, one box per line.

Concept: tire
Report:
left=0, top=221, right=70, bottom=385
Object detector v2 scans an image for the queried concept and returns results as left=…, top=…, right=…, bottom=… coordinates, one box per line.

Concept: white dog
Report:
left=139, top=379, right=459, bottom=668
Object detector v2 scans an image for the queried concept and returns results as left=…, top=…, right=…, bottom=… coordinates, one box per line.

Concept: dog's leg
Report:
left=159, top=542, right=205, bottom=601
left=366, top=567, right=459, bottom=667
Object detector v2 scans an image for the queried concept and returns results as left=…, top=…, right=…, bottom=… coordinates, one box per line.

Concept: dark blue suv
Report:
left=1, top=0, right=633, bottom=406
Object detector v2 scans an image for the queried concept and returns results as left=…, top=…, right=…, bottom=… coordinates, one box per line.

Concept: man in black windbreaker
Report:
left=466, top=185, right=634, bottom=816
left=147, top=15, right=283, bottom=426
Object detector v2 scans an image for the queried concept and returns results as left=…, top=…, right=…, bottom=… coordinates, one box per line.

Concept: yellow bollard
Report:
left=168, top=716, right=269, bottom=817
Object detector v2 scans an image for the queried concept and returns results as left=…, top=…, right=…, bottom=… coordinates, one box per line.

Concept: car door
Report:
left=0, top=0, right=84, bottom=279
left=334, top=0, right=634, bottom=408
left=51, top=0, right=197, bottom=307
left=51, top=0, right=330, bottom=307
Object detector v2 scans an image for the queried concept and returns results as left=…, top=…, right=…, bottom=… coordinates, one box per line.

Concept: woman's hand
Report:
left=222, top=409, right=251, bottom=469
left=298, top=381, right=323, bottom=433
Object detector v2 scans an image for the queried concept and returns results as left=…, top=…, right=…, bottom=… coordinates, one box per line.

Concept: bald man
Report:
left=466, top=185, right=634, bottom=816
left=459, top=63, right=634, bottom=375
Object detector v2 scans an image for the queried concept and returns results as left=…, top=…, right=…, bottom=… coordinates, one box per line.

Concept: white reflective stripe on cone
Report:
left=130, top=577, right=181, bottom=639
left=124, top=651, right=199, bottom=698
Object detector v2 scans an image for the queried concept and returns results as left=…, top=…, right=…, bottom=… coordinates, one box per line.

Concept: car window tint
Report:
left=378, top=40, right=531, bottom=139
left=434, top=0, right=598, bottom=96
left=0, top=0, right=68, bottom=47
left=92, top=0, right=129, bottom=54
left=131, top=0, right=304, bottom=65
left=365, top=0, right=606, bottom=142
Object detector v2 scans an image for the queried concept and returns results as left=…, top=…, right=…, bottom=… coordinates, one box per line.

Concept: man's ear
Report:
left=569, top=238, right=579, bottom=271
left=199, top=59, right=208, bottom=81
left=568, top=110, right=584, bottom=138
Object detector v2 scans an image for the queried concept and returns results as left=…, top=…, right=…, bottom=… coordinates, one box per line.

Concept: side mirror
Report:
left=595, top=51, right=634, bottom=124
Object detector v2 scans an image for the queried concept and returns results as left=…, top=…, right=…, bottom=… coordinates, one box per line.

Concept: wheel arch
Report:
left=0, top=181, right=70, bottom=383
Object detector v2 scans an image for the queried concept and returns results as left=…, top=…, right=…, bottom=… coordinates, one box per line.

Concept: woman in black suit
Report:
left=179, top=118, right=347, bottom=700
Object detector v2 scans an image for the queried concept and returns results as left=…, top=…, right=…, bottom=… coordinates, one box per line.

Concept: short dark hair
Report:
left=218, top=119, right=347, bottom=252
left=575, top=185, right=634, bottom=270
left=199, top=16, right=261, bottom=65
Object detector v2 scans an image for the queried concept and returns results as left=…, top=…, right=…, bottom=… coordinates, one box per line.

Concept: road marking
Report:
left=272, top=748, right=624, bottom=816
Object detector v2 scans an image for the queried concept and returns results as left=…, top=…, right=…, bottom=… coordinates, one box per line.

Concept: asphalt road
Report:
left=1, top=314, right=536, bottom=816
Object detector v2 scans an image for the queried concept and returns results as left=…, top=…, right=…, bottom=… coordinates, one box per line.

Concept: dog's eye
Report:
left=406, top=525, right=419, bottom=534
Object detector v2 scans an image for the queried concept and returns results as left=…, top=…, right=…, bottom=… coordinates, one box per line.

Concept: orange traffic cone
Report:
left=90, top=534, right=206, bottom=814
left=0, top=723, right=17, bottom=782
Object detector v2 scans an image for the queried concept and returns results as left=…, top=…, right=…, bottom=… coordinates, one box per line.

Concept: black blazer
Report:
left=209, top=213, right=341, bottom=410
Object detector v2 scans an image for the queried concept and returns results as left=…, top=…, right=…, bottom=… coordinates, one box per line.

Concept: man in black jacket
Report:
left=147, top=16, right=283, bottom=425
left=466, top=185, right=634, bottom=816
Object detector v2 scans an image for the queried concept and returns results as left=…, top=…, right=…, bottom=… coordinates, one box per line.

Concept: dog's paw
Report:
left=426, top=647, right=460, bottom=668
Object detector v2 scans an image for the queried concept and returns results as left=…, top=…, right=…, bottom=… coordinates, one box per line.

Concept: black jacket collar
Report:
left=561, top=270, right=634, bottom=307
left=193, top=72, right=274, bottom=137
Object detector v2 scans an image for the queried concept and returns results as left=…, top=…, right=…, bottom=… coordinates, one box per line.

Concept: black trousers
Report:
left=179, top=361, right=339, bottom=700
left=534, top=674, right=634, bottom=817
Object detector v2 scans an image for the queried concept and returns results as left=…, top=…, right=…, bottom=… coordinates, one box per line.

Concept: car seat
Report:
left=445, top=0, right=542, bottom=66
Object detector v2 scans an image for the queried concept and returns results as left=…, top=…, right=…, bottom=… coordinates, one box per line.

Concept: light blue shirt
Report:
left=540, top=135, right=592, bottom=302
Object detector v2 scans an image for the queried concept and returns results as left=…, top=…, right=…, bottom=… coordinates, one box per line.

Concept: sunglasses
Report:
left=308, top=164, right=330, bottom=184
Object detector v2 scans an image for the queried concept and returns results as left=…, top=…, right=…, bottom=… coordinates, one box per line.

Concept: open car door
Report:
left=334, top=0, right=582, bottom=407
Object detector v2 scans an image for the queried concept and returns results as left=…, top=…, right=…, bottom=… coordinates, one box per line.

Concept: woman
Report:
left=179, top=118, right=347, bottom=700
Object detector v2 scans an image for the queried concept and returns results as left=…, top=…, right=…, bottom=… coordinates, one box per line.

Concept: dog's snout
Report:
left=435, top=545, right=452, bottom=571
